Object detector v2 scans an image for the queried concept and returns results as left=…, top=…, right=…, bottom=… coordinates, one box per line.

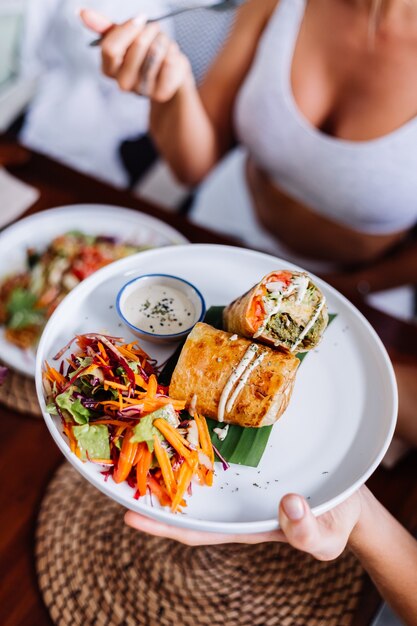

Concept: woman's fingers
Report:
left=124, top=511, right=287, bottom=546
left=101, top=17, right=148, bottom=78
left=79, top=8, right=113, bottom=34
left=137, top=33, right=171, bottom=96
left=153, top=43, right=186, bottom=102
left=116, top=24, right=161, bottom=92
left=278, top=492, right=362, bottom=561
left=80, top=8, right=190, bottom=102
left=279, top=494, right=323, bottom=555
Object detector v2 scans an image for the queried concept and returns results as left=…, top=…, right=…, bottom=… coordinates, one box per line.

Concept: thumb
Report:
left=278, top=494, right=320, bottom=555
left=79, top=8, right=113, bottom=34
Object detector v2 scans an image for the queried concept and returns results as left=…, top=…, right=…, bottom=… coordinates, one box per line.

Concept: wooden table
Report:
left=1, top=141, right=416, bottom=626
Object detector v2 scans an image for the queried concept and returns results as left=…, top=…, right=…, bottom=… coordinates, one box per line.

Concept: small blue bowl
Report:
left=116, top=274, right=206, bottom=344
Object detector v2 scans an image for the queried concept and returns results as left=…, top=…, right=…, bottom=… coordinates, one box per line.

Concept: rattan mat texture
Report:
left=36, top=463, right=366, bottom=626
left=0, top=361, right=41, bottom=417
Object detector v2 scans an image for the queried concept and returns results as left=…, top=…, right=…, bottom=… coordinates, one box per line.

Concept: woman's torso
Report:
left=233, top=0, right=417, bottom=264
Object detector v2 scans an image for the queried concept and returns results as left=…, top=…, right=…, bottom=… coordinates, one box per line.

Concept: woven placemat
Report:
left=36, top=463, right=366, bottom=626
left=0, top=360, right=41, bottom=417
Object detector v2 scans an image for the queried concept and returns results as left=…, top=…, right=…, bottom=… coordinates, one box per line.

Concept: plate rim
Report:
left=35, top=244, right=398, bottom=533
left=0, top=203, right=189, bottom=376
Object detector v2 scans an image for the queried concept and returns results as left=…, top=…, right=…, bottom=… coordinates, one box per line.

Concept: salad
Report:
left=43, top=334, right=215, bottom=512
left=0, top=232, right=143, bottom=350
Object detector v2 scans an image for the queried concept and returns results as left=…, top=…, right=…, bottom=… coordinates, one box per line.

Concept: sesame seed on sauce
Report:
left=123, top=283, right=196, bottom=335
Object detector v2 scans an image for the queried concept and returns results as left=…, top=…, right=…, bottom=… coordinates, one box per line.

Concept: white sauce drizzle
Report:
left=225, top=352, right=265, bottom=414
left=254, top=278, right=295, bottom=338
left=213, top=424, right=230, bottom=441
left=290, top=296, right=326, bottom=352
left=255, top=273, right=323, bottom=350
left=292, top=274, right=309, bottom=304
left=217, top=344, right=258, bottom=423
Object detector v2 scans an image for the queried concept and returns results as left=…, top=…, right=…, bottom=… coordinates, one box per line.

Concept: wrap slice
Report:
left=223, top=270, right=328, bottom=352
left=169, top=323, right=299, bottom=428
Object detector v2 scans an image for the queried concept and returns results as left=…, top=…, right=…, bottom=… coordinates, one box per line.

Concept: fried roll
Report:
left=169, top=323, right=299, bottom=428
left=223, top=270, right=328, bottom=352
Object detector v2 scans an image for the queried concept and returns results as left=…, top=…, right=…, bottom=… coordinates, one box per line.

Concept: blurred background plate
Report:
left=35, top=244, right=397, bottom=533
left=0, top=204, right=188, bottom=376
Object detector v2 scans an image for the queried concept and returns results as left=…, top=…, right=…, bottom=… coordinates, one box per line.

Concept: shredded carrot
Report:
left=194, top=413, right=214, bottom=464
left=143, top=397, right=186, bottom=413
left=146, top=374, right=158, bottom=399
left=171, top=458, right=196, bottom=512
left=103, top=380, right=129, bottom=391
left=44, top=333, right=215, bottom=512
left=135, top=443, right=152, bottom=497
left=44, top=362, right=66, bottom=386
left=63, top=424, right=81, bottom=459
left=134, top=373, right=148, bottom=390
left=153, top=418, right=193, bottom=461
left=118, top=345, right=140, bottom=361
left=153, top=435, right=176, bottom=498
left=98, top=341, right=108, bottom=361
left=91, top=419, right=133, bottom=427
left=147, top=475, right=171, bottom=507
left=113, top=429, right=138, bottom=483
left=122, top=396, right=146, bottom=405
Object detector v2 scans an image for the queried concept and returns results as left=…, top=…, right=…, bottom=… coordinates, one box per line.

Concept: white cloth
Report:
left=0, top=168, right=39, bottom=228
left=19, top=0, right=173, bottom=187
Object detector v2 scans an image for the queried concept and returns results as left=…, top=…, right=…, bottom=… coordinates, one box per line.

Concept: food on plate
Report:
left=0, top=232, right=142, bottom=349
left=223, top=270, right=328, bottom=352
left=43, top=334, right=214, bottom=512
left=169, top=323, right=300, bottom=428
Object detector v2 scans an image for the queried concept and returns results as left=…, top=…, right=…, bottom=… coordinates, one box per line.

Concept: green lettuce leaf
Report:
left=56, top=388, right=92, bottom=424
left=130, top=405, right=177, bottom=451
left=73, top=424, right=110, bottom=461
left=6, top=288, right=44, bottom=330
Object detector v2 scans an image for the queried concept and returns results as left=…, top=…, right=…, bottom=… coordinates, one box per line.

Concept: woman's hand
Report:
left=80, top=9, right=193, bottom=102
left=125, top=488, right=364, bottom=561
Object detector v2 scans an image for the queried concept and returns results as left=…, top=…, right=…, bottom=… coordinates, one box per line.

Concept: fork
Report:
left=89, top=0, right=239, bottom=47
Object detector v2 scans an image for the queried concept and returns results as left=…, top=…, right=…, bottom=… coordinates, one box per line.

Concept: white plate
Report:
left=0, top=204, right=188, bottom=376
left=35, top=245, right=397, bottom=534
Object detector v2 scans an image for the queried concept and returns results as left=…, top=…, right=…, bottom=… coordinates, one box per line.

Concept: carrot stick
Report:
left=136, top=443, right=152, bottom=497
left=91, top=420, right=133, bottom=427
left=194, top=413, right=214, bottom=464
left=113, top=429, right=138, bottom=483
left=153, top=418, right=193, bottom=461
left=97, top=341, right=108, bottom=361
left=44, top=362, right=66, bottom=386
left=146, top=374, right=158, bottom=398
left=143, top=397, right=186, bottom=413
left=147, top=475, right=171, bottom=507
left=103, top=380, right=129, bottom=391
left=171, top=459, right=196, bottom=512
left=134, top=374, right=148, bottom=389
left=118, top=346, right=140, bottom=361
left=153, top=435, right=176, bottom=498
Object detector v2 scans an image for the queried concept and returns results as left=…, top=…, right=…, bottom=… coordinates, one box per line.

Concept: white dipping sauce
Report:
left=123, top=283, right=196, bottom=335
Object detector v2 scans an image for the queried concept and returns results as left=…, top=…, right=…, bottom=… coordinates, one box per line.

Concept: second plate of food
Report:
left=35, top=244, right=397, bottom=533
left=0, top=204, right=188, bottom=376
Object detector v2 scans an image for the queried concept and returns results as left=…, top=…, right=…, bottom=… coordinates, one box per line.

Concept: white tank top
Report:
left=234, top=0, right=417, bottom=235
